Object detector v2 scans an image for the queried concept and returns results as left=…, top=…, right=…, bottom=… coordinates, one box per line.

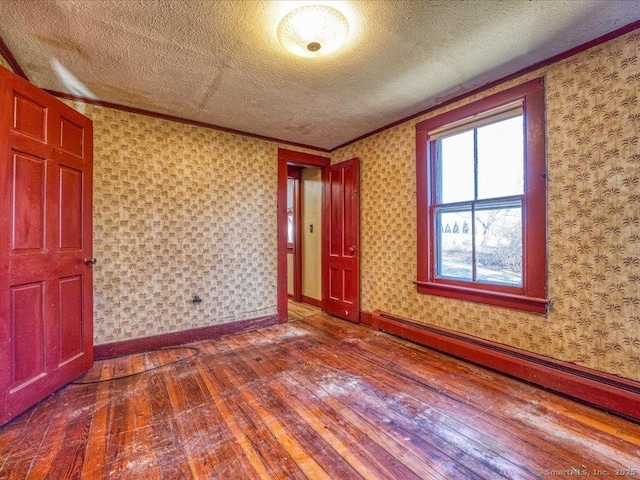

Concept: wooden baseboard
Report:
left=367, top=310, right=640, bottom=422
left=359, top=310, right=376, bottom=327
left=94, top=315, right=278, bottom=359
left=301, top=295, right=322, bottom=309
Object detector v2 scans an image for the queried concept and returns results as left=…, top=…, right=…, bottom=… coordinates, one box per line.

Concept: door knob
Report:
left=83, top=257, right=97, bottom=265
left=348, top=246, right=356, bottom=255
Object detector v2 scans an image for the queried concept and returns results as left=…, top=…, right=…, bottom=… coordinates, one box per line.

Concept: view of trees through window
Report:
left=435, top=114, right=524, bottom=286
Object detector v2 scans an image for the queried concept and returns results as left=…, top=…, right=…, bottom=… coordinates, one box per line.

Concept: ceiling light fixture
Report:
left=277, top=5, right=349, bottom=58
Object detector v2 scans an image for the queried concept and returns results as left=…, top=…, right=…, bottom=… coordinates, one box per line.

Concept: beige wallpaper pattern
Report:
left=60, top=29, right=639, bottom=380
left=332, top=30, right=640, bottom=381
left=0, top=58, right=14, bottom=73
left=63, top=102, right=291, bottom=345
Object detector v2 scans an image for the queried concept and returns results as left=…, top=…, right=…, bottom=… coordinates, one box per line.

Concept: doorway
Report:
left=277, top=149, right=361, bottom=324
left=287, top=165, right=323, bottom=307
left=278, top=149, right=330, bottom=323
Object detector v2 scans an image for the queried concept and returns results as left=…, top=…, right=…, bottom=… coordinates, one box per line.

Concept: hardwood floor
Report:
left=287, top=300, right=321, bottom=321
left=1, top=314, right=639, bottom=479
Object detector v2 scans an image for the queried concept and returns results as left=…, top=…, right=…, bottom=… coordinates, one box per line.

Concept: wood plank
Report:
left=11, top=392, right=69, bottom=478
left=287, top=300, right=321, bottom=321
left=125, top=377, right=163, bottom=479
left=199, top=337, right=316, bottom=478
left=79, top=378, right=111, bottom=478
left=145, top=372, right=192, bottom=479
left=199, top=345, right=308, bottom=480
left=76, top=346, right=197, bottom=383
left=102, top=377, right=135, bottom=478
left=0, top=400, right=43, bottom=469
left=32, top=385, right=95, bottom=479
left=160, top=360, right=234, bottom=480
left=193, top=360, right=267, bottom=480
left=224, top=331, right=437, bottom=479
left=372, top=310, right=640, bottom=421
left=224, top=333, right=384, bottom=480
left=296, top=316, right=640, bottom=472
left=227, top=378, right=332, bottom=480
left=0, top=314, right=639, bottom=479
left=297, top=316, right=640, bottom=471
left=247, top=325, right=506, bottom=479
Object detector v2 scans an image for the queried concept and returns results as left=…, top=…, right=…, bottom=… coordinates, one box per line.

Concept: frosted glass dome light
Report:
left=277, top=5, right=349, bottom=58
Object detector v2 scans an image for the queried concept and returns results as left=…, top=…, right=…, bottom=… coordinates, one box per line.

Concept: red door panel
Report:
left=0, top=67, right=93, bottom=425
left=12, top=153, right=46, bottom=251
left=59, top=166, right=83, bottom=249
left=13, top=93, right=47, bottom=141
left=58, top=276, right=84, bottom=365
left=10, top=282, right=46, bottom=389
left=59, top=116, right=84, bottom=156
left=323, top=158, right=360, bottom=323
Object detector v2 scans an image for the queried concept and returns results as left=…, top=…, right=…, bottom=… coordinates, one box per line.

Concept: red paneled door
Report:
left=324, top=158, right=360, bottom=323
left=0, top=67, right=94, bottom=425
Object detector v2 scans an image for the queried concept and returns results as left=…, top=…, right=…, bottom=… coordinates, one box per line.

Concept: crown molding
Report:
left=0, top=36, right=28, bottom=81
left=330, top=19, right=640, bottom=152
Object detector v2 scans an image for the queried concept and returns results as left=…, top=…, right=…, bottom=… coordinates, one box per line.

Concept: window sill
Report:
left=414, top=280, right=549, bottom=314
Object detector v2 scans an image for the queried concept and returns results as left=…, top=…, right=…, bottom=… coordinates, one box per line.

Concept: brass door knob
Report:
left=83, top=257, right=97, bottom=265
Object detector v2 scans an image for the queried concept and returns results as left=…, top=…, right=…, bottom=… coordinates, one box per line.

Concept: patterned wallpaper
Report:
left=55, top=28, right=640, bottom=381
left=0, top=57, right=14, bottom=73
left=62, top=102, right=301, bottom=345
left=332, top=30, right=640, bottom=381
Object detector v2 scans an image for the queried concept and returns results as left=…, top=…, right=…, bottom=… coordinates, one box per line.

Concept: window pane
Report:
left=474, top=206, right=522, bottom=286
left=287, top=211, right=294, bottom=244
left=438, top=130, right=475, bottom=203
left=436, top=209, right=472, bottom=281
left=287, top=178, right=294, bottom=209
left=477, top=115, right=524, bottom=199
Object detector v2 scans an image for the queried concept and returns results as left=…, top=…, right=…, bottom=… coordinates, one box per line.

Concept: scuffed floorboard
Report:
left=287, top=300, right=321, bottom=321
left=0, top=314, right=639, bottom=479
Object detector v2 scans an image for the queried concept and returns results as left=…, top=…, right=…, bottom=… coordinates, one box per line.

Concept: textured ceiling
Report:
left=1, top=0, right=639, bottom=150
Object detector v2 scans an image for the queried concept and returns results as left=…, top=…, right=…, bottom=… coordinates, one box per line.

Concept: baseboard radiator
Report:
left=370, top=310, right=640, bottom=422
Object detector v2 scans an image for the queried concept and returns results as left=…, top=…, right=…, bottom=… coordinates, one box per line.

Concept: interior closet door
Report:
left=0, top=67, right=94, bottom=425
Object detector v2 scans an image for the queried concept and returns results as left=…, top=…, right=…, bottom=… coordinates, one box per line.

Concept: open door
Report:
left=277, top=149, right=330, bottom=323
left=324, top=158, right=360, bottom=323
left=0, top=67, right=94, bottom=425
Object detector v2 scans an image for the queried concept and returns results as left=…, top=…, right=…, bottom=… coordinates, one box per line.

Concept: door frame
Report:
left=286, top=166, right=302, bottom=302
left=277, top=148, right=330, bottom=323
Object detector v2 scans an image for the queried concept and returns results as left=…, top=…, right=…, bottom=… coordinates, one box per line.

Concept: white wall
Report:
left=302, top=168, right=322, bottom=300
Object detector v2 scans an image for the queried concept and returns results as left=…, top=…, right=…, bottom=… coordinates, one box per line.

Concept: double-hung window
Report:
left=415, top=79, right=548, bottom=313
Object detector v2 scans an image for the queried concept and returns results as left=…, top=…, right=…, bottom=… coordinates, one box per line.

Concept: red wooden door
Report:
left=0, top=67, right=94, bottom=425
left=323, top=158, right=360, bottom=323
